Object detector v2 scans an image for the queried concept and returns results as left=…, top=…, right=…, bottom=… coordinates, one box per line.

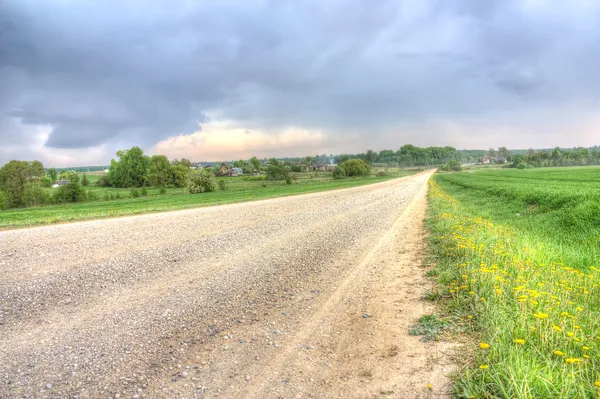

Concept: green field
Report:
left=0, top=168, right=419, bottom=229
left=426, top=166, right=600, bottom=398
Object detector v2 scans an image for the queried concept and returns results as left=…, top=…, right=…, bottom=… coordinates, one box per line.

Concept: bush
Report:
left=159, top=186, right=167, bottom=195
left=187, top=169, right=217, bottom=193
left=54, top=181, right=86, bottom=203
left=266, top=164, right=289, bottom=181
left=332, top=166, right=347, bottom=179
left=96, top=175, right=111, bottom=187
left=218, top=180, right=226, bottom=190
left=439, top=160, right=462, bottom=172
left=104, top=191, right=110, bottom=201
left=115, top=192, right=121, bottom=199
left=86, top=189, right=98, bottom=201
left=40, top=176, right=53, bottom=188
left=141, top=187, right=148, bottom=196
left=23, top=183, right=49, bottom=207
left=340, top=159, right=370, bottom=177
left=376, top=171, right=387, bottom=177
left=81, top=174, right=90, bottom=186
left=285, top=176, right=292, bottom=185
left=130, top=188, right=140, bottom=198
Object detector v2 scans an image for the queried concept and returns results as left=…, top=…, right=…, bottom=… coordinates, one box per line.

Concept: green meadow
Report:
left=0, top=168, right=418, bottom=229
left=426, top=166, right=600, bottom=398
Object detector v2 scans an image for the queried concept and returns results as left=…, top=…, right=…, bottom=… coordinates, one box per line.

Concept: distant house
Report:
left=52, top=179, right=70, bottom=188
left=482, top=156, right=490, bottom=165
left=312, top=164, right=337, bottom=171
left=230, top=167, right=243, bottom=176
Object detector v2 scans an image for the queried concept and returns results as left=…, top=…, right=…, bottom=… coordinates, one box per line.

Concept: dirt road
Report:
left=0, top=171, right=453, bottom=399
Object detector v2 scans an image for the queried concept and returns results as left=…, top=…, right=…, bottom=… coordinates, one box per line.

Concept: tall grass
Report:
left=427, top=167, right=600, bottom=398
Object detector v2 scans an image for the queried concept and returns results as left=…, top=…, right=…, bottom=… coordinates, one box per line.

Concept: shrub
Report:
left=187, top=169, right=217, bottom=193
left=340, top=159, right=370, bottom=177
left=130, top=188, right=140, bottom=198
left=159, top=186, right=167, bottom=195
left=86, top=189, right=98, bottom=201
left=376, top=171, right=387, bottom=177
left=333, top=166, right=347, bottom=179
left=96, top=175, right=111, bottom=187
left=23, top=183, right=49, bottom=207
left=104, top=191, right=110, bottom=201
left=141, top=187, right=148, bottom=196
left=81, top=174, right=90, bottom=186
left=285, top=176, right=292, bottom=185
left=115, top=192, right=121, bottom=199
left=54, top=181, right=86, bottom=203
left=218, top=180, right=226, bottom=190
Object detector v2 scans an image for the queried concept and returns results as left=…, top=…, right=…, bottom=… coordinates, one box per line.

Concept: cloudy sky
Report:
left=2, top=0, right=600, bottom=166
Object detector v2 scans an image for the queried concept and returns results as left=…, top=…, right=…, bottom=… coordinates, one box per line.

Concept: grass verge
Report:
left=426, top=170, right=600, bottom=398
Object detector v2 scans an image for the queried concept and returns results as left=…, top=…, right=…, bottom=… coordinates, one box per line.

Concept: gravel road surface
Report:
left=0, top=171, right=452, bottom=399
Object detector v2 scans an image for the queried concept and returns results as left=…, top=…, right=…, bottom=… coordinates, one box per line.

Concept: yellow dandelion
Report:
left=479, top=342, right=490, bottom=349
left=534, top=312, right=549, bottom=319
left=554, top=350, right=566, bottom=356
left=426, top=383, right=432, bottom=391
left=583, top=346, right=590, bottom=350
left=552, top=325, right=562, bottom=332
left=567, top=332, right=575, bottom=338
left=479, top=365, right=489, bottom=370
left=595, top=381, right=600, bottom=388
left=565, top=358, right=582, bottom=364
left=514, top=339, right=526, bottom=345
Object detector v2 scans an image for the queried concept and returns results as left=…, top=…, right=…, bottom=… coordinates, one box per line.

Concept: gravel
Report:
left=0, top=173, right=428, bottom=398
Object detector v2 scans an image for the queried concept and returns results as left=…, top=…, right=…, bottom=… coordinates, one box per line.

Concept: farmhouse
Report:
left=230, top=167, right=243, bottom=176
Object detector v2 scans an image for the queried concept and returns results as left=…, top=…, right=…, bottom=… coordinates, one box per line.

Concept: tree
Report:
left=108, top=147, right=150, bottom=187
left=48, top=168, right=58, bottom=182
left=0, top=160, right=45, bottom=208
left=266, top=163, right=289, bottom=181
left=498, top=147, right=510, bottom=159
left=54, top=171, right=86, bottom=203
left=304, top=156, right=314, bottom=168
left=172, top=164, right=191, bottom=188
left=365, top=150, right=378, bottom=165
left=172, top=158, right=192, bottom=168
left=147, top=155, right=173, bottom=187
left=81, top=174, right=90, bottom=186
left=250, top=156, right=261, bottom=172
left=340, top=159, right=371, bottom=177
left=187, top=169, right=217, bottom=193
left=23, top=182, right=48, bottom=207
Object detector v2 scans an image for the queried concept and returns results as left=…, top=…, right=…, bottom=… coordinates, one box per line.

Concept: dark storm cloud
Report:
left=1, top=0, right=600, bottom=162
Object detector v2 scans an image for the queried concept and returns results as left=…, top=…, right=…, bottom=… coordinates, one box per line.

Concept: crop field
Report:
left=0, top=167, right=419, bottom=229
left=426, top=166, right=600, bottom=398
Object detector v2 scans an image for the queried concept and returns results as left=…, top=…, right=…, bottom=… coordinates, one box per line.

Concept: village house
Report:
left=52, top=179, right=70, bottom=188
left=229, top=167, right=243, bottom=176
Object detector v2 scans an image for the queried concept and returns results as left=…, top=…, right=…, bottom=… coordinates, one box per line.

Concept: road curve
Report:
left=0, top=171, right=451, bottom=399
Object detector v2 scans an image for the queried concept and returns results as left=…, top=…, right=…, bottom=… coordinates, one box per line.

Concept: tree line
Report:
left=334, top=145, right=485, bottom=166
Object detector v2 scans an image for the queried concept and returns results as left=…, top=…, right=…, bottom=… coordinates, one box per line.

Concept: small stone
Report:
left=245, top=375, right=251, bottom=381
left=45, top=383, right=53, bottom=390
